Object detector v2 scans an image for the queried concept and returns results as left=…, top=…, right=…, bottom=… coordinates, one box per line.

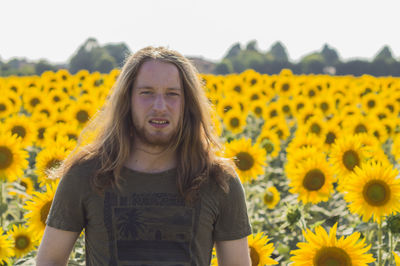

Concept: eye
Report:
left=140, top=91, right=152, bottom=95
left=167, top=92, right=180, bottom=96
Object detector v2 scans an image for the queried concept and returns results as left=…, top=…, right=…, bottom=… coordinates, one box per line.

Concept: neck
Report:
left=124, top=142, right=178, bottom=173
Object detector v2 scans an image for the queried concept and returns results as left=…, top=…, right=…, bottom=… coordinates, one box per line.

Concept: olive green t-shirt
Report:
left=46, top=159, right=252, bottom=266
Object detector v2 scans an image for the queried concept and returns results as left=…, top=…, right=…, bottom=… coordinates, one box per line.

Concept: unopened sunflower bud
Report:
left=387, top=214, right=400, bottom=234
left=286, top=207, right=301, bottom=225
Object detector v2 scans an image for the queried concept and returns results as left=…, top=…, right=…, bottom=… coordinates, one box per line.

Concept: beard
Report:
left=131, top=120, right=178, bottom=148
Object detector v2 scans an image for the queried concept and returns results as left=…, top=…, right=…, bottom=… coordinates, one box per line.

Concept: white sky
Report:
left=1, top=0, right=399, bottom=64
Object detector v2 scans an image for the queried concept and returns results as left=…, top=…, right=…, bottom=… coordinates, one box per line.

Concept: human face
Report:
left=131, top=60, right=184, bottom=149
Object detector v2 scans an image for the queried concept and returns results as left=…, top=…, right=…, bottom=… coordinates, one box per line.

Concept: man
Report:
left=37, top=47, right=252, bottom=265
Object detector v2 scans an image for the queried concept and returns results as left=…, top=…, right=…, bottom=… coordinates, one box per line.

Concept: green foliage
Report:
left=68, top=37, right=130, bottom=74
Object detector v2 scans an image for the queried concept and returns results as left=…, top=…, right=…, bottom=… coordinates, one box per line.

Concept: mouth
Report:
left=149, top=119, right=170, bottom=127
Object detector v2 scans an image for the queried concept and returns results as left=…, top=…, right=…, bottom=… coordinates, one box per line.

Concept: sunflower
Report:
left=211, top=233, right=278, bottom=266
left=0, top=97, right=16, bottom=119
left=247, top=232, right=278, bottom=265
left=66, top=101, right=96, bottom=126
left=216, top=97, right=241, bottom=118
left=290, top=223, right=375, bottom=266
left=274, top=76, right=296, bottom=98
left=314, top=94, right=336, bottom=116
left=223, top=138, right=266, bottom=183
left=7, top=224, right=37, bottom=258
left=22, top=88, right=44, bottom=114
left=0, top=132, right=29, bottom=182
left=394, top=251, right=400, bottom=266
left=343, top=161, right=400, bottom=224
left=328, top=135, right=369, bottom=189
left=35, top=144, right=69, bottom=186
left=222, top=110, right=247, bottom=135
left=256, top=129, right=281, bottom=159
left=249, top=99, right=267, bottom=119
left=0, top=227, right=14, bottom=264
left=360, top=92, right=381, bottom=113
left=4, top=114, right=38, bottom=148
left=263, top=186, right=280, bottom=209
left=321, top=120, right=342, bottom=152
left=286, top=133, right=324, bottom=156
left=287, top=156, right=334, bottom=204
left=9, top=176, right=34, bottom=199
left=24, top=180, right=59, bottom=239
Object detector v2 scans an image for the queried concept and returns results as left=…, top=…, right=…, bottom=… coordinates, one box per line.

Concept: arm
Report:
left=215, top=237, right=251, bottom=266
left=36, top=225, right=80, bottom=266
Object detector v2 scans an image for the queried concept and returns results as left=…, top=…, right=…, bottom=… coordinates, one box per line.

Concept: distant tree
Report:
left=246, top=40, right=258, bottom=51
left=335, top=60, right=370, bottom=76
left=94, top=53, right=117, bottom=73
left=373, top=45, right=395, bottom=63
left=321, top=44, right=339, bottom=66
left=267, top=41, right=289, bottom=62
left=225, top=43, right=242, bottom=58
left=104, top=43, right=131, bottom=67
left=215, top=59, right=233, bottom=75
left=299, top=53, right=325, bottom=74
left=35, top=59, right=57, bottom=75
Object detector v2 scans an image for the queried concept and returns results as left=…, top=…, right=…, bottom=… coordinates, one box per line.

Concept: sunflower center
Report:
left=249, top=245, right=260, bottom=266
left=363, top=180, right=391, bottom=206
left=355, top=124, right=367, bottom=134
left=12, top=126, right=26, bottom=139
left=76, top=110, right=89, bottom=123
left=270, top=110, right=278, bottom=118
left=15, top=235, right=30, bottom=250
left=230, top=117, right=240, bottom=128
left=235, top=152, right=255, bottom=171
left=68, top=134, right=78, bottom=141
left=30, top=98, right=40, bottom=107
left=320, top=102, right=329, bottom=112
left=367, top=100, right=375, bottom=108
left=310, top=123, right=321, bottom=135
left=46, top=159, right=62, bottom=173
left=314, top=247, right=352, bottom=266
left=0, top=104, right=6, bottom=111
left=254, top=107, right=262, bottom=115
left=282, top=83, right=290, bottom=92
left=325, top=132, right=336, bottom=145
left=264, top=191, right=274, bottom=203
left=40, top=200, right=53, bottom=226
left=234, top=85, right=241, bottom=93
left=38, top=128, right=46, bottom=140
left=223, top=105, right=232, bottom=113
left=342, top=150, right=360, bottom=171
left=282, top=105, right=290, bottom=113
left=20, top=181, right=27, bottom=189
left=303, top=169, right=325, bottom=191
left=0, top=146, right=13, bottom=169
left=261, top=139, right=274, bottom=154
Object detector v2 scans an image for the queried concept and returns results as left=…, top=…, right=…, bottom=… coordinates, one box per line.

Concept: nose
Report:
left=153, top=94, right=167, bottom=112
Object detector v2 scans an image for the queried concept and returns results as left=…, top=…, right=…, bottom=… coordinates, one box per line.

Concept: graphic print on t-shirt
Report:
left=104, top=192, right=196, bottom=266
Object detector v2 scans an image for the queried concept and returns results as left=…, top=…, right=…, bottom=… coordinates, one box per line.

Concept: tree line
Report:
left=1, top=38, right=399, bottom=77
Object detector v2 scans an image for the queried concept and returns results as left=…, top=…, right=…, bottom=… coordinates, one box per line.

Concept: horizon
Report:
left=1, top=0, right=399, bottom=64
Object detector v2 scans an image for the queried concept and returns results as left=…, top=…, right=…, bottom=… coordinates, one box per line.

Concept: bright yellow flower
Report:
left=223, top=138, right=266, bottom=183
left=343, top=161, right=400, bottom=224
left=263, top=186, right=280, bottom=209
left=7, top=224, right=38, bottom=258
left=290, top=223, right=375, bottom=266
left=24, top=180, right=59, bottom=239
left=0, top=132, right=29, bottom=182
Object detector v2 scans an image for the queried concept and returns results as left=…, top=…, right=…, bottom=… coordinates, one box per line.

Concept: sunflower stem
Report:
left=0, top=180, right=3, bottom=227
left=377, top=222, right=382, bottom=266
left=389, top=230, right=393, bottom=266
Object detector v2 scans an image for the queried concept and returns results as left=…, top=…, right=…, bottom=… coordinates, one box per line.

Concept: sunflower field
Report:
left=0, top=68, right=400, bottom=265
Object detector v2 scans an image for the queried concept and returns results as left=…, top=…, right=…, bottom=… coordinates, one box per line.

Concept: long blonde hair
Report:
left=51, top=46, right=233, bottom=203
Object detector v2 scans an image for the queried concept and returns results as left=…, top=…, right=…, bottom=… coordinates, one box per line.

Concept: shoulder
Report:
left=60, top=157, right=100, bottom=188
left=202, top=162, right=242, bottom=197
